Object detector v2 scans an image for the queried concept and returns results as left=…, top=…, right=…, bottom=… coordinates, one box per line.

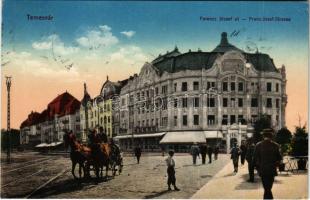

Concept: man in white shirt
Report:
left=165, top=150, right=180, bottom=191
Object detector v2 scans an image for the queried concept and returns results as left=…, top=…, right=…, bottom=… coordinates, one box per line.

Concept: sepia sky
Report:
left=1, top=1, right=309, bottom=132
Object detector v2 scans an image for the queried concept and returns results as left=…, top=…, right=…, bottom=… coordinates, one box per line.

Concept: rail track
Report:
left=1, top=155, right=70, bottom=198
left=2, top=157, right=54, bottom=174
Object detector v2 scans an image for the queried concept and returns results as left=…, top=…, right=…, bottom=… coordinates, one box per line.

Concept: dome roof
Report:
left=151, top=32, right=278, bottom=74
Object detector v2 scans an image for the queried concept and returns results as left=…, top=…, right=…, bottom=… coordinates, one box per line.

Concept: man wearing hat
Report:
left=254, top=128, right=282, bottom=199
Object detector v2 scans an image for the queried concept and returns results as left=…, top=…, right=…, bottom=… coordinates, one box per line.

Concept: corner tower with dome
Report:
left=114, top=32, right=287, bottom=153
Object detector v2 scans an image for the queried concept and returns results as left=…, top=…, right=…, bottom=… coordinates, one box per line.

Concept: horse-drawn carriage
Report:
left=63, top=131, right=123, bottom=180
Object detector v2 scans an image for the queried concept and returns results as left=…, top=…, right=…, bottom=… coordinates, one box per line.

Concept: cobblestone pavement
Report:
left=1, top=151, right=230, bottom=199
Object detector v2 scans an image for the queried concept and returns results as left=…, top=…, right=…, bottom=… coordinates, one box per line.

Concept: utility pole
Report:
left=6, top=76, right=12, bottom=163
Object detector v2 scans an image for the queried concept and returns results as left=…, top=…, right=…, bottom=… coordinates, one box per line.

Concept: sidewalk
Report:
left=191, top=161, right=308, bottom=199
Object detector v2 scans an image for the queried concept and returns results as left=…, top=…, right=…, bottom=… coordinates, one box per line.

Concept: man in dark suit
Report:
left=246, top=138, right=255, bottom=182
left=199, top=143, right=207, bottom=164
left=254, top=129, right=282, bottom=199
left=207, top=145, right=213, bottom=163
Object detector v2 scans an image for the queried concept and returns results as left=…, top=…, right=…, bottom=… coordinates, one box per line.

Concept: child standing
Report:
left=165, top=150, right=180, bottom=191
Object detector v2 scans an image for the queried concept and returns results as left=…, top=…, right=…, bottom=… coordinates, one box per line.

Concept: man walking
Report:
left=199, top=143, right=207, bottom=164
left=230, top=143, right=241, bottom=173
left=214, top=145, right=219, bottom=160
left=254, top=129, right=282, bottom=199
left=246, top=139, right=255, bottom=182
left=240, top=141, right=247, bottom=165
left=165, top=150, right=180, bottom=191
left=207, top=145, right=213, bottom=164
left=134, top=145, right=142, bottom=164
left=190, top=143, right=200, bottom=165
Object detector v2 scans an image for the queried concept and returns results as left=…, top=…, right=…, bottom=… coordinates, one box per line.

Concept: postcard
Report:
left=1, top=0, right=309, bottom=199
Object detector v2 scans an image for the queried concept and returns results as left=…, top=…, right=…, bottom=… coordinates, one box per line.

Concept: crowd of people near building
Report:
left=189, top=143, right=220, bottom=165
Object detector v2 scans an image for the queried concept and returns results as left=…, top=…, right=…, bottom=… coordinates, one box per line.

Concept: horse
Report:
left=85, top=143, right=111, bottom=180
left=63, top=132, right=91, bottom=179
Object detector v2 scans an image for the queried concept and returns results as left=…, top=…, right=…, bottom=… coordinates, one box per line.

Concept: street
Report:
left=1, top=151, right=229, bottom=199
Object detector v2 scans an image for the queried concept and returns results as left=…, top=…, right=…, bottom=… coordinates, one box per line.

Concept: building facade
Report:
left=79, top=78, right=127, bottom=142
left=20, top=92, right=81, bottom=147
left=115, top=32, right=287, bottom=152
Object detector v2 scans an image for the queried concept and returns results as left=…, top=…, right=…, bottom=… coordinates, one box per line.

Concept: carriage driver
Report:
left=98, top=126, right=108, bottom=143
left=88, top=129, right=101, bottom=156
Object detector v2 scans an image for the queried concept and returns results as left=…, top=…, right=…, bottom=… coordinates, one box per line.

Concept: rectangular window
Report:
left=222, top=115, right=228, bottom=125
left=155, top=87, right=158, bottom=96
left=182, top=98, right=188, bottom=108
left=174, top=116, right=178, bottom=126
left=267, top=82, right=272, bottom=92
left=276, top=99, right=280, bottom=108
left=207, top=81, right=216, bottom=90
left=223, top=98, right=228, bottom=107
left=182, top=82, right=188, bottom=91
left=193, top=81, right=199, bottom=91
left=230, top=115, right=236, bottom=124
left=238, top=98, right=243, bottom=107
left=238, top=115, right=243, bottom=123
left=174, top=83, right=177, bottom=92
left=194, top=97, right=199, bottom=107
left=194, top=115, right=199, bottom=125
left=276, top=83, right=279, bottom=92
left=238, top=82, right=244, bottom=92
left=223, top=82, right=228, bottom=91
left=183, top=115, right=188, bottom=126
left=207, top=98, right=215, bottom=107
left=207, top=115, right=215, bottom=125
left=231, top=82, right=235, bottom=91
left=267, top=98, right=272, bottom=108
left=174, top=98, right=178, bottom=108
left=251, top=98, right=258, bottom=107
left=162, top=85, right=168, bottom=95
left=230, top=98, right=235, bottom=107
left=162, top=97, right=168, bottom=110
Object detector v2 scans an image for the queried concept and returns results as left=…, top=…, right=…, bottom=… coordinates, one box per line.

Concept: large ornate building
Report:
left=115, top=32, right=287, bottom=152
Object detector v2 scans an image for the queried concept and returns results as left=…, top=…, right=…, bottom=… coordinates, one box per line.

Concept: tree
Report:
left=253, top=114, right=272, bottom=143
left=291, top=125, right=308, bottom=157
left=1, top=129, right=21, bottom=152
left=275, top=127, right=292, bottom=154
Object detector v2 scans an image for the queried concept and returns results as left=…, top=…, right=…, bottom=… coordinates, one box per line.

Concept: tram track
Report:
left=2, top=158, right=54, bottom=174
left=1, top=168, right=44, bottom=188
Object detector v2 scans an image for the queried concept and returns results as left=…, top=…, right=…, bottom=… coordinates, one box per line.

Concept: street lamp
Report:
left=5, top=76, right=12, bottom=163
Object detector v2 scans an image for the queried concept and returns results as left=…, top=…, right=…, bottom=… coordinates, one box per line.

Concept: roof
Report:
left=48, top=92, right=80, bottom=117
left=212, top=32, right=243, bottom=53
left=21, top=91, right=80, bottom=128
left=152, top=46, right=181, bottom=64
left=151, top=32, right=279, bottom=74
left=160, top=131, right=206, bottom=144
left=100, top=77, right=129, bottom=100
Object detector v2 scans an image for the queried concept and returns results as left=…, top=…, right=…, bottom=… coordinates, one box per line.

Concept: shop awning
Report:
left=159, top=131, right=206, bottom=144
left=47, top=141, right=63, bottom=147
left=204, top=131, right=223, bottom=139
left=35, top=143, right=48, bottom=148
left=114, top=132, right=166, bottom=139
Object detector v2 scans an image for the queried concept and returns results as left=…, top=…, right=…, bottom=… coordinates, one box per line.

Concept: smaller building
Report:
left=20, top=91, right=81, bottom=148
